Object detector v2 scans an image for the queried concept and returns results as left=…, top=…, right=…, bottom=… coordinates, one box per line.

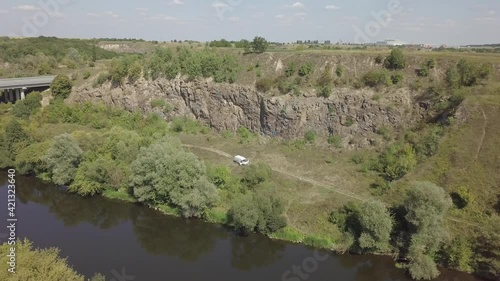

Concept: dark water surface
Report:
left=0, top=174, right=483, bottom=281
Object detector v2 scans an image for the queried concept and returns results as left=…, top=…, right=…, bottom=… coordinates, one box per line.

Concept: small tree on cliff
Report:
left=50, top=75, right=73, bottom=100
left=252, top=36, right=269, bottom=53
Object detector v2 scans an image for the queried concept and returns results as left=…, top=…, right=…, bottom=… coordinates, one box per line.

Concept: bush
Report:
left=298, top=63, right=314, bottom=77
left=83, top=71, right=91, bottom=79
left=252, top=36, right=268, bottom=53
left=375, top=55, right=384, bottom=64
left=375, top=143, right=417, bottom=181
left=357, top=201, right=393, bottom=252
left=362, top=70, right=391, bottom=87
left=95, top=72, right=111, bottom=85
left=12, top=92, right=42, bottom=118
left=336, top=65, right=345, bottom=77
left=417, top=66, right=429, bottom=77
left=69, top=157, right=112, bottom=196
left=408, top=254, right=440, bottom=280
left=317, top=86, right=332, bottom=98
left=242, top=163, right=272, bottom=187
left=304, top=130, right=316, bottom=143
left=228, top=191, right=287, bottom=234
left=255, top=77, right=273, bottom=92
left=327, top=135, right=342, bottom=148
left=129, top=140, right=218, bottom=218
left=44, top=133, right=83, bottom=185
left=50, top=75, right=73, bottom=99
left=284, top=62, right=297, bottom=77
left=384, top=49, right=407, bottom=70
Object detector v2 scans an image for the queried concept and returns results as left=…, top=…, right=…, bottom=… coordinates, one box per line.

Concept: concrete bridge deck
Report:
left=0, top=75, right=56, bottom=90
left=0, top=75, right=56, bottom=102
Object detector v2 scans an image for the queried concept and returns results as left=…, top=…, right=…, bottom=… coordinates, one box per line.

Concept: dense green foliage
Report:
left=384, top=49, right=407, bottom=70
left=362, top=70, right=391, bottom=87
left=0, top=239, right=90, bottom=281
left=209, top=39, right=232, bottom=48
left=45, top=133, right=83, bottom=185
left=251, top=36, right=269, bottom=53
left=144, top=47, right=238, bottom=83
left=357, top=201, right=393, bottom=252
left=375, top=143, right=417, bottom=181
left=404, top=182, right=452, bottom=280
left=228, top=191, right=287, bottom=234
left=50, top=75, right=73, bottom=100
left=130, top=140, right=218, bottom=218
left=12, top=92, right=42, bottom=118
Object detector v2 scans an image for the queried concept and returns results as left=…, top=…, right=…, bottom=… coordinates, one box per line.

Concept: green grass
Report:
left=269, top=226, right=305, bottom=243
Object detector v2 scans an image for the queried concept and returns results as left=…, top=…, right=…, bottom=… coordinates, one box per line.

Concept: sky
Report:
left=0, top=0, right=499, bottom=46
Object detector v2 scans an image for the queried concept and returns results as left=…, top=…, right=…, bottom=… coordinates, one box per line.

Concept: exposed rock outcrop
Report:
left=69, top=78, right=428, bottom=147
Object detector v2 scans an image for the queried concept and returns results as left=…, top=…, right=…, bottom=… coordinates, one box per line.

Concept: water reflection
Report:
left=2, top=174, right=484, bottom=281
left=230, top=234, right=285, bottom=271
left=132, top=208, right=225, bottom=261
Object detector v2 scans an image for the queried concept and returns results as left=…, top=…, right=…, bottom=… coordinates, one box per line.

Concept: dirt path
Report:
left=472, top=107, right=488, bottom=164
left=182, top=144, right=485, bottom=229
left=182, top=144, right=368, bottom=201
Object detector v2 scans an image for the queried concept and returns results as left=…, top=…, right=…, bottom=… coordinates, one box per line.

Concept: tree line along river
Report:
left=0, top=174, right=484, bottom=281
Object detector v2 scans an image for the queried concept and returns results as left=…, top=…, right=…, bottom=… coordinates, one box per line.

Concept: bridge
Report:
left=0, top=75, right=56, bottom=103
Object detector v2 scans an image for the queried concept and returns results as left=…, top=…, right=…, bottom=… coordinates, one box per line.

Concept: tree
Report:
left=241, top=163, right=272, bottom=187
left=446, top=65, right=460, bottom=89
left=252, top=36, right=268, bottom=53
left=129, top=140, right=218, bottom=218
left=12, top=91, right=42, bottom=118
left=357, top=201, right=393, bottom=252
left=377, top=143, right=417, bottom=181
left=69, top=157, right=113, bottom=196
left=0, top=239, right=85, bottom=281
left=45, top=133, right=83, bottom=185
left=2, top=119, right=31, bottom=166
left=228, top=191, right=287, bottom=234
left=404, top=182, right=452, bottom=280
left=384, top=49, right=407, bottom=70
left=50, top=75, right=73, bottom=99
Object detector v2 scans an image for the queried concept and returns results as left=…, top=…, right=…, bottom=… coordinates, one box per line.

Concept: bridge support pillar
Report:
left=15, top=88, right=20, bottom=101
left=21, top=87, right=26, bottom=100
left=8, top=89, right=13, bottom=102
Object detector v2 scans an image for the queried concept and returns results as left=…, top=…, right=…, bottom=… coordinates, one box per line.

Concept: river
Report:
left=0, top=174, right=483, bottom=281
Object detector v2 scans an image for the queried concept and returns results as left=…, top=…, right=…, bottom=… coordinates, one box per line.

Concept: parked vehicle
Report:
left=233, top=155, right=250, bottom=166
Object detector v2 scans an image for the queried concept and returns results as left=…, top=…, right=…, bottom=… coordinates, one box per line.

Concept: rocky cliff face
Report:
left=69, top=78, right=428, bottom=147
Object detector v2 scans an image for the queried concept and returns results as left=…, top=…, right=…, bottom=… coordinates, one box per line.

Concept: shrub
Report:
left=284, top=61, right=297, bottom=77
left=298, top=63, right=314, bottom=77
left=44, top=133, right=83, bottom=185
left=426, top=59, right=436, bottom=69
left=375, top=54, right=384, bottom=64
left=357, top=201, right=393, bottom=252
left=242, top=163, right=272, bottom=187
left=376, top=143, right=417, bottom=181
left=336, top=65, right=345, bottom=77
left=328, top=135, right=342, bottom=148
left=83, top=71, right=91, bottom=80
left=417, top=66, right=429, bottom=77
left=50, top=75, right=72, bottom=99
left=252, top=36, right=268, bottom=53
left=384, top=49, right=407, bottom=70
left=391, top=72, right=404, bottom=85
left=304, top=129, right=316, bottom=143
left=376, top=126, right=392, bottom=141
left=237, top=126, right=253, bottom=143
left=12, top=92, right=42, bottom=118
left=317, top=86, right=332, bottom=98
left=129, top=140, right=218, bottom=218
left=93, top=72, right=111, bottom=87
left=362, top=70, right=391, bottom=87
left=255, top=77, right=273, bottom=92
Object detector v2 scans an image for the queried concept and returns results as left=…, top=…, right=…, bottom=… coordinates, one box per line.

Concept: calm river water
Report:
left=0, top=174, right=483, bottom=281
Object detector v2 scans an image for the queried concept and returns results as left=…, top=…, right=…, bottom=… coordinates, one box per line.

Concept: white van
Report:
left=234, top=155, right=250, bottom=166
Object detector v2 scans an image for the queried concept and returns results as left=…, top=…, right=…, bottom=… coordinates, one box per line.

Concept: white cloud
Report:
left=294, top=12, right=306, bottom=16
left=275, top=14, right=285, bottom=19
left=0, top=10, right=8, bottom=14
left=228, top=16, right=240, bottom=22
left=212, top=2, right=229, bottom=9
left=488, top=10, right=496, bottom=15
left=13, top=5, right=40, bottom=11
left=169, top=0, right=185, bottom=5
left=325, top=5, right=340, bottom=10
left=148, top=14, right=177, bottom=21
left=104, top=11, right=120, bottom=19
left=291, top=2, right=304, bottom=8
left=136, top=8, right=149, bottom=12
left=87, top=12, right=101, bottom=17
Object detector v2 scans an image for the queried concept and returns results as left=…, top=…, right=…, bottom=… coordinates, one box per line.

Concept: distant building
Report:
left=376, top=39, right=406, bottom=46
